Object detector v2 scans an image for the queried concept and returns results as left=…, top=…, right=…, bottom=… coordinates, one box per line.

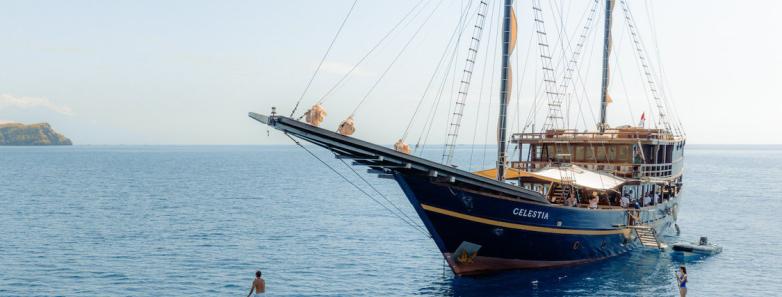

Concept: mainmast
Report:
left=598, top=0, right=614, bottom=133
left=497, top=0, right=516, bottom=180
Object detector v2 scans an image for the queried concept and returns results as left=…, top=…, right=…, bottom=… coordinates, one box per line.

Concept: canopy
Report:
left=474, top=165, right=626, bottom=191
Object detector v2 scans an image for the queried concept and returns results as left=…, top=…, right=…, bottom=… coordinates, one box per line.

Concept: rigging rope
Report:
left=480, top=5, right=500, bottom=168
left=619, top=0, right=676, bottom=134
left=336, top=159, right=428, bottom=235
left=468, top=0, right=499, bottom=171
left=401, top=0, right=476, bottom=142
left=643, top=0, right=685, bottom=136
left=414, top=1, right=478, bottom=156
left=442, top=0, right=491, bottom=165
left=313, top=0, right=428, bottom=109
left=290, top=0, right=359, bottom=117
left=285, top=134, right=431, bottom=238
left=350, top=0, right=446, bottom=117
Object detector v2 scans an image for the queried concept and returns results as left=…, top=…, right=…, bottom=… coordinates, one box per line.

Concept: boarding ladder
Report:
left=552, top=154, right=576, bottom=202
left=629, top=225, right=666, bottom=250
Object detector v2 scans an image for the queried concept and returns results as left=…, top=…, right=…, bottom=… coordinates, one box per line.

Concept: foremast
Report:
left=497, top=0, right=517, bottom=180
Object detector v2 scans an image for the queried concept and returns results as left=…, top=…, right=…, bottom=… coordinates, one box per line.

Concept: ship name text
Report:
left=512, top=208, right=549, bottom=220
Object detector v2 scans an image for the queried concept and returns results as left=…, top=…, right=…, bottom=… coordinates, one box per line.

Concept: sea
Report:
left=1, top=145, right=780, bottom=296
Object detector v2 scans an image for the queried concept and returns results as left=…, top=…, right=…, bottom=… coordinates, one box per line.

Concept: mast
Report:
left=497, top=0, right=516, bottom=180
left=598, top=0, right=614, bottom=133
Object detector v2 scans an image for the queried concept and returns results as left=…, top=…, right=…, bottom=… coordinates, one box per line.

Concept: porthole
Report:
left=572, top=241, right=581, bottom=250
left=601, top=240, right=607, bottom=250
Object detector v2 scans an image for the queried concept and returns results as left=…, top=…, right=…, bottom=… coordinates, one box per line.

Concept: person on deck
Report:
left=620, top=194, right=630, bottom=208
left=589, top=192, right=599, bottom=209
left=247, top=270, right=265, bottom=296
left=632, top=198, right=641, bottom=209
left=566, top=192, right=578, bottom=207
left=643, top=192, right=652, bottom=206
left=677, top=266, right=688, bottom=297
left=654, top=191, right=661, bottom=204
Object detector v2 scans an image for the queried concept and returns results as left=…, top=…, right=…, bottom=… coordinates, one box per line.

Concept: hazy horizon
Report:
left=1, top=0, right=780, bottom=145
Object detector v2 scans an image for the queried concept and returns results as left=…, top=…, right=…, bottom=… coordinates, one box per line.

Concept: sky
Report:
left=0, top=0, right=780, bottom=145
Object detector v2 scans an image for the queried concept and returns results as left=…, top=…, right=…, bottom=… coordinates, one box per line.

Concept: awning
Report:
left=474, top=165, right=626, bottom=191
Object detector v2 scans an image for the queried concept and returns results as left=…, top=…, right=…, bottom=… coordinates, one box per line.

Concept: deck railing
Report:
left=511, top=130, right=677, bottom=142
left=511, top=159, right=680, bottom=179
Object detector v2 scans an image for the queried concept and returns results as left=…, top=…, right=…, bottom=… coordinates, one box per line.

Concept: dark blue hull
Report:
left=395, top=174, right=678, bottom=275
left=251, top=114, right=681, bottom=275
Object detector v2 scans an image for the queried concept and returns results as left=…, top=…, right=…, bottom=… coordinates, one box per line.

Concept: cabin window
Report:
left=617, top=145, right=630, bottom=162
left=534, top=145, right=543, bottom=160
left=584, top=146, right=596, bottom=160
left=596, top=146, right=607, bottom=161
left=557, top=145, right=570, bottom=155
left=548, top=144, right=557, bottom=159
left=575, top=146, right=585, bottom=161
left=607, top=145, right=617, bottom=161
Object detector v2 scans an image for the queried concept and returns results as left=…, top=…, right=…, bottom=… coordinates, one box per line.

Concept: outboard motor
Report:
left=699, top=236, right=708, bottom=245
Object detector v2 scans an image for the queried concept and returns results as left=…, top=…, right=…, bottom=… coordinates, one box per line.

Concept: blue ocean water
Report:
left=1, top=145, right=780, bottom=296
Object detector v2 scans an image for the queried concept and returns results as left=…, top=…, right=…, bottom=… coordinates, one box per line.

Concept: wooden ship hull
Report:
left=251, top=113, right=684, bottom=275
left=398, top=173, right=679, bottom=275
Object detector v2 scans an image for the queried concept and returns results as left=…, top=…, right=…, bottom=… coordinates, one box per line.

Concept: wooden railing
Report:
left=511, top=159, right=681, bottom=179
left=511, top=130, right=677, bottom=142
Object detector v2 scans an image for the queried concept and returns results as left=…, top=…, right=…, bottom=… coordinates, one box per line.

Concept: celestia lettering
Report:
left=512, top=208, right=549, bottom=220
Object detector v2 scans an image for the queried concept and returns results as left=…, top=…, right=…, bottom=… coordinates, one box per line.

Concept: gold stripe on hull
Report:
left=420, top=204, right=629, bottom=236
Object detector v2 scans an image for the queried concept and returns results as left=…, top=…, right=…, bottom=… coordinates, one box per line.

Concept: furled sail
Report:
left=505, top=8, right=518, bottom=101
left=496, top=0, right=517, bottom=180
left=509, top=9, right=518, bottom=56
left=394, top=139, right=411, bottom=154
left=337, top=116, right=355, bottom=136
left=304, top=104, right=327, bottom=127
left=605, top=0, right=614, bottom=105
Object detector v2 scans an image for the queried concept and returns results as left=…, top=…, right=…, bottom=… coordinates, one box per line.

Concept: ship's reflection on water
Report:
left=420, top=243, right=711, bottom=297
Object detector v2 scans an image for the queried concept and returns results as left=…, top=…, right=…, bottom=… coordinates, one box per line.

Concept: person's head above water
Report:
left=256, top=270, right=262, bottom=278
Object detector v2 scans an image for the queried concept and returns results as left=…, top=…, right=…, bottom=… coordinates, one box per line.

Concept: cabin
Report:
left=503, top=126, right=685, bottom=208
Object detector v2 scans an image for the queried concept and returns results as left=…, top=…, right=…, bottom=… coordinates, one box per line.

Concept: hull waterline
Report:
left=250, top=113, right=680, bottom=275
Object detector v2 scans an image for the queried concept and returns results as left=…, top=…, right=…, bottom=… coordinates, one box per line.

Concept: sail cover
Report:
left=474, top=165, right=625, bottom=190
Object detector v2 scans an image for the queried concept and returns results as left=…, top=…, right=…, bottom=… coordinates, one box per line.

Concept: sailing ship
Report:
left=251, top=0, right=685, bottom=275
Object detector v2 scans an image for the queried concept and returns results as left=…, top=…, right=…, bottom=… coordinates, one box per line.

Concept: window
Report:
left=596, top=146, right=607, bottom=161
left=617, top=145, right=630, bottom=162
left=607, top=145, right=617, bottom=161
left=575, top=146, right=585, bottom=161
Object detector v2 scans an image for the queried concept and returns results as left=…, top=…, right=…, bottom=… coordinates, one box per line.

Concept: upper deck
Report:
left=511, top=126, right=684, bottom=145
left=510, top=127, right=686, bottom=180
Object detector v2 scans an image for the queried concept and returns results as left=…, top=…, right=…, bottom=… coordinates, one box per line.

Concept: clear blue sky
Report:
left=0, top=0, right=779, bottom=144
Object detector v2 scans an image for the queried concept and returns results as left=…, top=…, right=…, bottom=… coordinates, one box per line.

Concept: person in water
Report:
left=247, top=270, right=265, bottom=296
left=677, top=266, right=687, bottom=297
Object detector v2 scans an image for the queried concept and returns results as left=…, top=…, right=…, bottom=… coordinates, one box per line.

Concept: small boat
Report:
left=672, top=237, right=722, bottom=255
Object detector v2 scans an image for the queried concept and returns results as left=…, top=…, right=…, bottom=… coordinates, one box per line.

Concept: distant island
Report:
left=0, top=122, right=72, bottom=145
